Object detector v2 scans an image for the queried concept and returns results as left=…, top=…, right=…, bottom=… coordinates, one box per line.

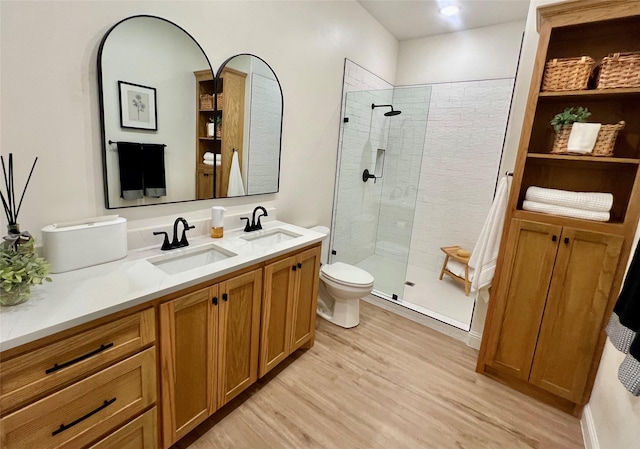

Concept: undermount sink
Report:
left=148, top=243, right=236, bottom=275
left=240, top=228, right=302, bottom=247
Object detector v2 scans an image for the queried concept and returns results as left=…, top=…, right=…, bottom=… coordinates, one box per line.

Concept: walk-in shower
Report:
left=331, top=79, right=514, bottom=331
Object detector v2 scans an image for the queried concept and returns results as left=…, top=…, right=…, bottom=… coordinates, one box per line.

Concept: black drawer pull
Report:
left=212, top=296, right=218, bottom=305
left=297, top=263, right=302, bottom=269
left=46, top=343, right=114, bottom=374
left=564, top=237, right=570, bottom=244
left=551, top=235, right=557, bottom=242
left=52, top=397, right=116, bottom=436
left=222, top=293, right=228, bottom=301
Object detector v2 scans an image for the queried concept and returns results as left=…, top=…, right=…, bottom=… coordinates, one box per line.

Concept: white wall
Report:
left=395, top=21, right=526, bottom=85
left=0, top=0, right=398, bottom=238
left=584, top=225, right=640, bottom=449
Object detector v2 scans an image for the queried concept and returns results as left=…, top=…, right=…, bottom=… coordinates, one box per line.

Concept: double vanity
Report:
left=0, top=220, right=325, bottom=448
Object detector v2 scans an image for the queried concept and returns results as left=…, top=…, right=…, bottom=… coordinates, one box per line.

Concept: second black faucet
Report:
left=241, top=206, right=268, bottom=232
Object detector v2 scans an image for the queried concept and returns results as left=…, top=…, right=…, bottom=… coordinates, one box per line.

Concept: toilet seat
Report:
left=321, top=262, right=374, bottom=288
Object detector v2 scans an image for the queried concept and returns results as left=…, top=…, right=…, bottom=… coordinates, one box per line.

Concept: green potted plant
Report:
left=550, top=106, right=591, bottom=132
left=0, top=153, right=51, bottom=306
left=550, top=107, right=591, bottom=153
left=0, top=238, right=51, bottom=306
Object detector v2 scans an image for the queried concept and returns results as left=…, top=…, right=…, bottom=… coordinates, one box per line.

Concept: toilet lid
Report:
left=321, top=262, right=374, bottom=286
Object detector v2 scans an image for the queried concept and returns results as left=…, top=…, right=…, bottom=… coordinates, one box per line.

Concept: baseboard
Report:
left=581, top=404, right=599, bottom=449
left=467, top=330, right=482, bottom=350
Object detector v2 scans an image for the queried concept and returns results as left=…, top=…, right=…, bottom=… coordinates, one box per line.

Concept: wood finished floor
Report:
left=176, top=301, right=583, bottom=449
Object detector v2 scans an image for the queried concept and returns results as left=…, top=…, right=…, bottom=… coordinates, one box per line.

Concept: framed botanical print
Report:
left=118, top=81, right=157, bottom=130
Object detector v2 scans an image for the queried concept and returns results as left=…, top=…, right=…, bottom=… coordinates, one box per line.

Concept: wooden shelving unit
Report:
left=194, top=69, right=220, bottom=199
left=477, top=0, right=640, bottom=417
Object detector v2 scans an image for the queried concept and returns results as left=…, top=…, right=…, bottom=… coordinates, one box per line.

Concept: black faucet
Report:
left=240, top=206, right=268, bottom=232
left=153, top=217, right=195, bottom=251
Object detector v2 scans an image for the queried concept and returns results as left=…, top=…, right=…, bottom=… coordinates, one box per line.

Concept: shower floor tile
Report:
left=355, top=254, right=475, bottom=330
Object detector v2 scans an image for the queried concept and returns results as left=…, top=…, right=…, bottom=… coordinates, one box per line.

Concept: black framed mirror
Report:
left=98, top=16, right=283, bottom=209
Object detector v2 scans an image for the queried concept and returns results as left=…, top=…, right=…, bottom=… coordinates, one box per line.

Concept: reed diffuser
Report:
left=0, top=153, right=51, bottom=306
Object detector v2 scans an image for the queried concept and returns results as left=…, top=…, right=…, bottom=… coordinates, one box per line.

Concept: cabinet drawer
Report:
left=88, top=407, right=157, bottom=449
left=1, top=308, right=155, bottom=413
left=0, top=347, right=156, bottom=449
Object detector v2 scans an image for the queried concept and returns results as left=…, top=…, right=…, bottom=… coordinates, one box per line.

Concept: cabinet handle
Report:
left=52, top=398, right=116, bottom=436
left=212, top=296, right=218, bottom=305
left=292, top=265, right=297, bottom=271
left=564, top=237, right=570, bottom=244
left=222, top=293, right=228, bottom=301
left=297, top=262, right=302, bottom=269
left=551, top=235, right=557, bottom=242
left=45, top=343, right=114, bottom=374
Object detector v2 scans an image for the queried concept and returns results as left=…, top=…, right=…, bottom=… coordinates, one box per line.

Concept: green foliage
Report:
left=550, top=107, right=591, bottom=132
left=0, top=239, right=51, bottom=293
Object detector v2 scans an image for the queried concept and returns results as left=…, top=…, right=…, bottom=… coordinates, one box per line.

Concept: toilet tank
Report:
left=309, top=226, right=329, bottom=265
left=42, top=216, right=127, bottom=273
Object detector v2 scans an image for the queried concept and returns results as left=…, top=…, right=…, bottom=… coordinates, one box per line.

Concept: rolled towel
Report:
left=523, top=200, right=610, bottom=222
left=203, top=152, right=217, bottom=161
left=525, top=186, right=613, bottom=212
left=203, top=159, right=221, bottom=166
left=567, top=122, right=601, bottom=154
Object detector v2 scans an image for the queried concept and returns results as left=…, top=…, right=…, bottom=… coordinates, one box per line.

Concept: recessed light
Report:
left=440, top=5, right=460, bottom=17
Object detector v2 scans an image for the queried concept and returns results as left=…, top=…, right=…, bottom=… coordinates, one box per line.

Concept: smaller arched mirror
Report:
left=99, top=17, right=283, bottom=208
left=208, top=54, right=283, bottom=198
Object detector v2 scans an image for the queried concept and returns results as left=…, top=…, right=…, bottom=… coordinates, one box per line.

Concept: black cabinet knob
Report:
left=552, top=235, right=557, bottom=242
left=222, top=293, right=228, bottom=301
left=292, top=265, right=297, bottom=271
left=212, top=296, right=218, bottom=305
left=297, top=263, right=302, bottom=269
left=564, top=237, right=570, bottom=244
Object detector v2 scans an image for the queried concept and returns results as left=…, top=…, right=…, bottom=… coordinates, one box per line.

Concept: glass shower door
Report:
left=331, top=86, right=431, bottom=300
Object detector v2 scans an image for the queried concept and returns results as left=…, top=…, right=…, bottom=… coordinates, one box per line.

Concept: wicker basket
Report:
left=216, top=93, right=224, bottom=110
left=551, top=121, right=625, bottom=156
left=542, top=56, right=595, bottom=92
left=597, top=52, right=640, bottom=89
left=199, top=94, right=214, bottom=110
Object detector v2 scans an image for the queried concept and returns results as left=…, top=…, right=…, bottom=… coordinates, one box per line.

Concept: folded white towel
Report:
left=203, top=160, right=221, bottom=166
left=203, top=152, right=218, bottom=161
left=567, top=123, right=601, bottom=154
left=525, top=186, right=613, bottom=212
left=523, top=200, right=610, bottom=222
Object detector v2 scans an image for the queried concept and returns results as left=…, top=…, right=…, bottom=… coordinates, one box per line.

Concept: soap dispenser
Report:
left=211, top=206, right=225, bottom=238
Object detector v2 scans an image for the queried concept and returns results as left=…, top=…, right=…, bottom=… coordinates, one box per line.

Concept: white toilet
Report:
left=310, top=226, right=374, bottom=328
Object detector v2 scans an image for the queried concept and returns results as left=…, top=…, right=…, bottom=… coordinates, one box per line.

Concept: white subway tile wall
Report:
left=247, top=73, right=282, bottom=194
left=407, top=79, right=514, bottom=279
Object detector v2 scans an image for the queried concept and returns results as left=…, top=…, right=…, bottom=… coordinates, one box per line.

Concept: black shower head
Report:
left=371, top=103, right=402, bottom=116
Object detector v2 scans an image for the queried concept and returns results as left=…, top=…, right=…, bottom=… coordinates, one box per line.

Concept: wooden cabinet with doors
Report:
left=159, top=268, right=262, bottom=448
left=477, top=1, right=640, bottom=416
left=259, top=245, right=321, bottom=377
left=484, top=219, right=622, bottom=403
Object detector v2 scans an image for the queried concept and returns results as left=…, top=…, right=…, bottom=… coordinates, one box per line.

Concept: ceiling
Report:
left=358, top=0, right=531, bottom=41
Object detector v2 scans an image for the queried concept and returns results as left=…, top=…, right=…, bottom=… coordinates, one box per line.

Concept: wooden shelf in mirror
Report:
left=527, top=153, right=640, bottom=164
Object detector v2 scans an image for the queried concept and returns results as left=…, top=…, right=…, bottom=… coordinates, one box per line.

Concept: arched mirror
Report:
left=98, top=16, right=283, bottom=209
left=211, top=54, right=283, bottom=198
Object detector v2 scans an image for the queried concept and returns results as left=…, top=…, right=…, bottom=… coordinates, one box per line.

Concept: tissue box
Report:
left=42, top=217, right=127, bottom=273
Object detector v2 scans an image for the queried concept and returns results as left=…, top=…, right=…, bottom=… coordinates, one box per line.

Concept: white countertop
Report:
left=0, top=221, right=324, bottom=352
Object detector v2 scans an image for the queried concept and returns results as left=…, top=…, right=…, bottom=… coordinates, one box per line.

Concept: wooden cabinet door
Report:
left=291, top=246, right=321, bottom=351
left=196, top=167, right=214, bottom=200
left=487, top=219, right=561, bottom=380
left=220, top=68, right=246, bottom=197
left=217, top=269, right=262, bottom=407
left=530, top=228, right=623, bottom=402
left=159, top=286, right=217, bottom=448
left=259, top=256, right=296, bottom=377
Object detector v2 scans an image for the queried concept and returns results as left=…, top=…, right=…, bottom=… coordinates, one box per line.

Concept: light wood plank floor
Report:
left=176, top=301, right=583, bottom=449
